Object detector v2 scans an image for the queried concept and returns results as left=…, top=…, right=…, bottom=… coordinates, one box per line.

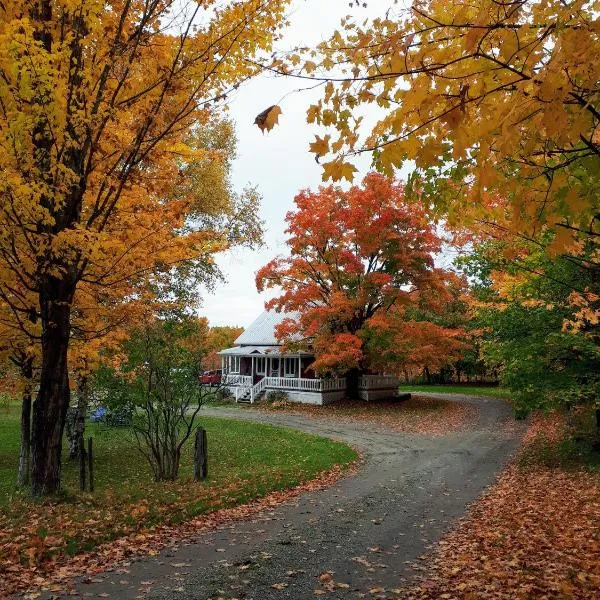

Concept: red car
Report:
left=199, top=369, right=222, bottom=386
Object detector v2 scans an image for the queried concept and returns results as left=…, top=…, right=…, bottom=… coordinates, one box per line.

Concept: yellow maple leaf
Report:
left=254, top=105, right=282, bottom=133
left=309, top=134, right=330, bottom=157
left=321, top=159, right=357, bottom=182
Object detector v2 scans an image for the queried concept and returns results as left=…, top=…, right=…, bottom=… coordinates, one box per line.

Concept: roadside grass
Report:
left=0, top=403, right=356, bottom=584
left=518, top=409, right=600, bottom=473
left=252, top=395, right=478, bottom=435
left=398, top=384, right=509, bottom=398
left=404, top=410, right=600, bottom=599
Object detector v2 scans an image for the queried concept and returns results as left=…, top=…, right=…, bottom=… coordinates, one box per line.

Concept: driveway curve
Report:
left=45, top=394, right=524, bottom=599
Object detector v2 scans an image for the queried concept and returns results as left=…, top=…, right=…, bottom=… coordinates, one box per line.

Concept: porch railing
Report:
left=358, top=375, right=399, bottom=390
left=250, top=376, right=268, bottom=402
left=223, top=374, right=252, bottom=387
left=264, top=377, right=346, bottom=393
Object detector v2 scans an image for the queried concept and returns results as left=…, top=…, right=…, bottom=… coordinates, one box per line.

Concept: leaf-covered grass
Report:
left=398, top=384, right=509, bottom=398
left=253, top=395, right=478, bottom=435
left=518, top=409, right=600, bottom=472
left=0, top=403, right=356, bottom=588
left=403, top=411, right=600, bottom=599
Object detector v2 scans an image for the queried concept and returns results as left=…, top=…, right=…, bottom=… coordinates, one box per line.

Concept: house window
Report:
left=229, top=356, right=240, bottom=373
left=255, top=357, right=266, bottom=375
left=284, top=357, right=297, bottom=377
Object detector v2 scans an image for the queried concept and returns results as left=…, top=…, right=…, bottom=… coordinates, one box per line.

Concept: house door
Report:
left=271, top=357, right=280, bottom=377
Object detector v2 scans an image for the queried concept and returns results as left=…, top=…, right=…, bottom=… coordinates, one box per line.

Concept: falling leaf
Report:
left=254, top=105, right=282, bottom=133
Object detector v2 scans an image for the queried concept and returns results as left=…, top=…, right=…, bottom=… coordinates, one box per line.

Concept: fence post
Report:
left=79, top=435, right=86, bottom=492
left=194, top=427, right=208, bottom=481
left=88, top=437, right=94, bottom=493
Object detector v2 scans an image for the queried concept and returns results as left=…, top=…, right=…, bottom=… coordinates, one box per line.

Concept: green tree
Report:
left=459, top=242, right=600, bottom=417
left=107, top=316, right=216, bottom=482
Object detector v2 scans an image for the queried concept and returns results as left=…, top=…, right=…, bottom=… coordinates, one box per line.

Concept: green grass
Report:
left=398, top=384, right=509, bottom=399
left=0, top=402, right=356, bottom=569
left=519, top=435, right=600, bottom=472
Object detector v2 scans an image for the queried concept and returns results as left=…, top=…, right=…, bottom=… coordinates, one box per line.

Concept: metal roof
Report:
left=234, top=310, right=299, bottom=346
left=219, top=345, right=281, bottom=356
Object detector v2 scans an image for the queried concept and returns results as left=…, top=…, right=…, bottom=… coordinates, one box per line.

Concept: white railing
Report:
left=358, top=375, right=399, bottom=390
left=250, top=377, right=268, bottom=402
left=223, top=374, right=252, bottom=387
left=321, top=378, right=347, bottom=392
left=264, top=377, right=346, bottom=393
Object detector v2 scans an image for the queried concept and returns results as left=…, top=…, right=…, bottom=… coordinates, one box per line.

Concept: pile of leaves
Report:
left=254, top=396, right=478, bottom=436
left=402, top=412, right=600, bottom=599
left=0, top=461, right=358, bottom=597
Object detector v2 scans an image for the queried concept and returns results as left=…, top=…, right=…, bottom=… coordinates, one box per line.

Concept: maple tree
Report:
left=0, top=0, right=290, bottom=495
left=282, top=0, right=598, bottom=244
left=255, top=0, right=599, bottom=336
left=256, top=173, right=467, bottom=390
left=203, top=325, right=244, bottom=370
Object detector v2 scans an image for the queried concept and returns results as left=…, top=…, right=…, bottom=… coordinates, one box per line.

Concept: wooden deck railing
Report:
left=264, top=377, right=346, bottom=392
left=358, top=375, right=399, bottom=389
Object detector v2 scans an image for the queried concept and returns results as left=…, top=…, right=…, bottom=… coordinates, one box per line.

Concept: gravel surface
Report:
left=39, top=394, right=524, bottom=600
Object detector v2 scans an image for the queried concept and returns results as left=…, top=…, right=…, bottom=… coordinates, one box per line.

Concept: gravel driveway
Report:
left=44, top=394, right=523, bottom=599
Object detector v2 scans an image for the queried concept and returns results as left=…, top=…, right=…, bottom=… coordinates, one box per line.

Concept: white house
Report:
left=219, top=310, right=399, bottom=405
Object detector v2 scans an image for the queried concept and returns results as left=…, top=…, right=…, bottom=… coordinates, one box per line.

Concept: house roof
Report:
left=234, top=310, right=299, bottom=346
left=218, top=345, right=311, bottom=356
left=219, top=345, right=280, bottom=356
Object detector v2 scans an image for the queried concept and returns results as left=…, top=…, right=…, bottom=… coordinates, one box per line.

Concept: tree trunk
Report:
left=30, top=289, right=73, bottom=496
left=424, top=366, right=431, bottom=384
left=17, top=358, right=34, bottom=487
left=346, top=368, right=361, bottom=400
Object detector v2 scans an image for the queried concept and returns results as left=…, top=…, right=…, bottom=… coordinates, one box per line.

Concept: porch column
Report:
left=251, top=356, right=255, bottom=379
left=297, top=356, right=301, bottom=378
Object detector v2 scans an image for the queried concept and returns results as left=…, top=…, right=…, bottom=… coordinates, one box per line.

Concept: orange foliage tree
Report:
left=0, top=0, right=289, bottom=495
left=256, top=173, right=468, bottom=393
left=203, top=326, right=244, bottom=370
left=260, top=0, right=599, bottom=330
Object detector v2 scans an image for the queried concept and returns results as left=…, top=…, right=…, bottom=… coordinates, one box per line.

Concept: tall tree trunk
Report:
left=424, top=366, right=431, bottom=384
left=346, top=368, right=361, bottom=400
left=17, top=357, right=34, bottom=487
left=30, top=288, right=72, bottom=496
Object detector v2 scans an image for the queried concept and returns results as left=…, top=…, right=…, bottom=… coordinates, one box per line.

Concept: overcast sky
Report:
left=199, top=1, right=403, bottom=328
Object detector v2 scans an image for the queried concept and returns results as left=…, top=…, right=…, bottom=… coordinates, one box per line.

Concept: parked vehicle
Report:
left=89, top=405, right=133, bottom=427
left=199, top=369, right=222, bottom=386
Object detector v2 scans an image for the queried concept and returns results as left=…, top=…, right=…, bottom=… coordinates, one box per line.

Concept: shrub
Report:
left=266, top=390, right=290, bottom=408
left=214, top=387, right=233, bottom=402
left=0, top=393, right=10, bottom=413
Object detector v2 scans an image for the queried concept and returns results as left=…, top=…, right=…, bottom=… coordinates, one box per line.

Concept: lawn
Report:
left=252, top=395, right=478, bottom=435
left=398, top=384, right=509, bottom=398
left=0, top=403, right=356, bottom=594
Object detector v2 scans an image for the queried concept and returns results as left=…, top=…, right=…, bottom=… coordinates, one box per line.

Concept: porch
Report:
left=219, top=346, right=342, bottom=404
left=222, top=373, right=348, bottom=404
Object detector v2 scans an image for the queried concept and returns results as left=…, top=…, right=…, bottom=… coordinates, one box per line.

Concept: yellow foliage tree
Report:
left=275, top=0, right=598, bottom=258
left=0, top=0, right=289, bottom=495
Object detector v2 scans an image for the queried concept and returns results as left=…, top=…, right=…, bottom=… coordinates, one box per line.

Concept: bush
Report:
left=214, top=387, right=233, bottom=402
left=265, top=390, right=290, bottom=408
left=0, top=393, right=10, bottom=413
